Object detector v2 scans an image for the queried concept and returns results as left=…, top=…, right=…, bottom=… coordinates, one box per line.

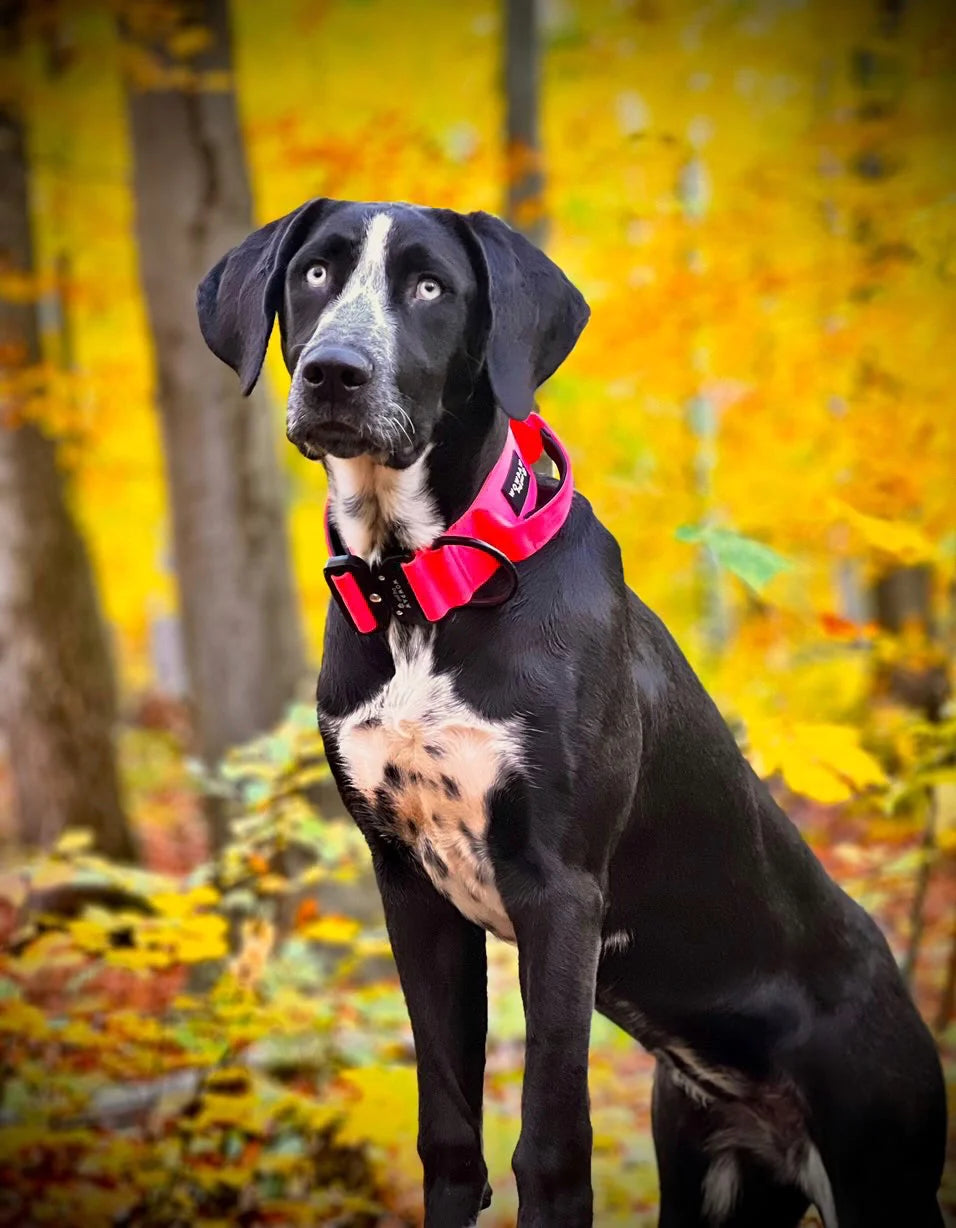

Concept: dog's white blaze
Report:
left=329, top=629, right=522, bottom=940
left=312, top=211, right=394, bottom=350
left=326, top=446, right=441, bottom=563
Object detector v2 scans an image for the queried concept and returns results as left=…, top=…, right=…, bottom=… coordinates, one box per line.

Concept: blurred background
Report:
left=0, top=0, right=954, bottom=1223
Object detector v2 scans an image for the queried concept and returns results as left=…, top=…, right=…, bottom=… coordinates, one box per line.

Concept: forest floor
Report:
left=1, top=723, right=955, bottom=1226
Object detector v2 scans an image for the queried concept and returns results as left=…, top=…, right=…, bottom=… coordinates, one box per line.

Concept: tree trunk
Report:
left=846, top=2, right=948, bottom=720
left=0, top=103, right=135, bottom=861
left=504, top=0, right=547, bottom=246
left=120, top=0, right=305, bottom=842
left=872, top=565, right=949, bottom=719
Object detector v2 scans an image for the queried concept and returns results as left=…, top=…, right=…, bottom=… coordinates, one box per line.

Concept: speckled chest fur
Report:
left=326, top=628, right=523, bottom=941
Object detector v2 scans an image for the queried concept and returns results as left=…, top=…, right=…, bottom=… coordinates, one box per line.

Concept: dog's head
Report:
left=197, top=199, right=589, bottom=467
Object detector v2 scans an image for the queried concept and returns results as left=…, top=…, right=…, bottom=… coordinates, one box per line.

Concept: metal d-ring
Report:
left=431, top=535, right=520, bottom=608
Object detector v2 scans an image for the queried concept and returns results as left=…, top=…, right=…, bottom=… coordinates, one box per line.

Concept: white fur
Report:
left=700, top=1137, right=837, bottom=1227
left=326, top=446, right=441, bottom=564
left=702, top=1152, right=741, bottom=1223
left=601, top=928, right=632, bottom=955
left=665, top=1044, right=746, bottom=1101
left=799, top=1144, right=838, bottom=1228
left=325, top=628, right=523, bottom=940
left=313, top=212, right=395, bottom=352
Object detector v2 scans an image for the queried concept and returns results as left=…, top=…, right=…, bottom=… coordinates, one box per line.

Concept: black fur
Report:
left=199, top=200, right=947, bottom=1228
left=197, top=197, right=337, bottom=395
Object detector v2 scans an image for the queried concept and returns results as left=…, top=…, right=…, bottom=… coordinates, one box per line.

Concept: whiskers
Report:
left=378, top=399, right=416, bottom=452
left=395, top=404, right=415, bottom=438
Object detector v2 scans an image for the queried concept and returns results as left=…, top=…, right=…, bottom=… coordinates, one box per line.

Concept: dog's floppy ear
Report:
left=464, top=211, right=589, bottom=420
left=197, top=197, right=334, bottom=396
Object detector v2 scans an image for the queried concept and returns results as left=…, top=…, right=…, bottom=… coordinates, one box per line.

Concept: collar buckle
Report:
left=324, top=549, right=422, bottom=635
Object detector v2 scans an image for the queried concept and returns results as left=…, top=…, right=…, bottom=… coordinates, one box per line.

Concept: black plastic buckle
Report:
left=324, top=550, right=422, bottom=634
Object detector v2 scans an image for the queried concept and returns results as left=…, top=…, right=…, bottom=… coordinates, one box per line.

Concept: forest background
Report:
left=1, top=0, right=955, bottom=1224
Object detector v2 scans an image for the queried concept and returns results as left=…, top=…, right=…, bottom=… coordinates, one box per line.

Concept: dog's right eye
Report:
left=304, top=262, right=328, bottom=288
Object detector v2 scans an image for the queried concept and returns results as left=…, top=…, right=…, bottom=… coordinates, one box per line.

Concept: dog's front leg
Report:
left=510, top=868, right=603, bottom=1228
left=371, top=842, right=491, bottom=1228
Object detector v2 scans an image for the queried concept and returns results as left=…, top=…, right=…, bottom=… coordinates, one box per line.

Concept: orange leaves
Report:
left=819, top=611, right=876, bottom=641
left=505, top=139, right=543, bottom=184
left=293, top=897, right=319, bottom=929
left=247, top=852, right=270, bottom=876
left=0, top=267, right=45, bottom=304
left=17, top=0, right=954, bottom=700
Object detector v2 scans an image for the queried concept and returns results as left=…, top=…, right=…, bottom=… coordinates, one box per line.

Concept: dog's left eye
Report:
left=304, top=262, right=328, bottom=288
left=415, top=277, right=443, bottom=301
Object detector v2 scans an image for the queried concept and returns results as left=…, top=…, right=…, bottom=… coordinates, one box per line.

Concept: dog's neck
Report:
left=324, top=395, right=508, bottom=565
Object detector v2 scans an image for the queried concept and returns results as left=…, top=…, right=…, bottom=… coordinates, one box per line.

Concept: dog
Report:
left=198, top=199, right=947, bottom=1228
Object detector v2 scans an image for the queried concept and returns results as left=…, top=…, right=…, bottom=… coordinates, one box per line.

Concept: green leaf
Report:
left=675, top=523, right=792, bottom=592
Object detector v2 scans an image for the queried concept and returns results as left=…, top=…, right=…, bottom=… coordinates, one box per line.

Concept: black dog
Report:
left=198, top=199, right=946, bottom=1228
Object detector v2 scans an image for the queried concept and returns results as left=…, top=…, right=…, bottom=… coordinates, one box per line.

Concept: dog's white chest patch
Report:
left=331, top=631, right=522, bottom=941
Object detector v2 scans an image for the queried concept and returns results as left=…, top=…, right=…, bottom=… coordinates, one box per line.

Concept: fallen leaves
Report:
left=0, top=720, right=404, bottom=1225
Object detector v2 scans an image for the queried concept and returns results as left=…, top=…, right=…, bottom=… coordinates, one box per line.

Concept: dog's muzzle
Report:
left=287, top=343, right=381, bottom=459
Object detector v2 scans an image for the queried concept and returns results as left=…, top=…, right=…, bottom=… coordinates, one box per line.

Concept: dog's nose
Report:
left=300, top=346, right=372, bottom=396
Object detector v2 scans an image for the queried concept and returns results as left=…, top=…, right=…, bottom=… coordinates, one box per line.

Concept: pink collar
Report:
left=324, top=413, right=573, bottom=634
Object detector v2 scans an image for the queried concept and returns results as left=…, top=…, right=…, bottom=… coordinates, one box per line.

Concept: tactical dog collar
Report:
left=323, top=413, right=573, bottom=634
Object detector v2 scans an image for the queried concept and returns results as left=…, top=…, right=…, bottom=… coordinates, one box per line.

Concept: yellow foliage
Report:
left=13, top=930, right=86, bottom=974
left=67, top=899, right=229, bottom=969
left=107, top=1012, right=164, bottom=1044
left=29, top=858, right=83, bottom=891
left=53, top=828, right=94, bottom=857
left=150, top=885, right=221, bottom=917
left=830, top=499, right=937, bottom=566
left=12, top=0, right=950, bottom=695
left=0, top=998, right=49, bottom=1040
left=165, top=25, right=215, bottom=60
left=300, top=915, right=362, bottom=946
left=255, top=873, right=291, bottom=894
left=188, top=1091, right=264, bottom=1134
left=746, top=717, right=888, bottom=805
left=336, top=1064, right=418, bottom=1149
left=748, top=719, right=886, bottom=805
